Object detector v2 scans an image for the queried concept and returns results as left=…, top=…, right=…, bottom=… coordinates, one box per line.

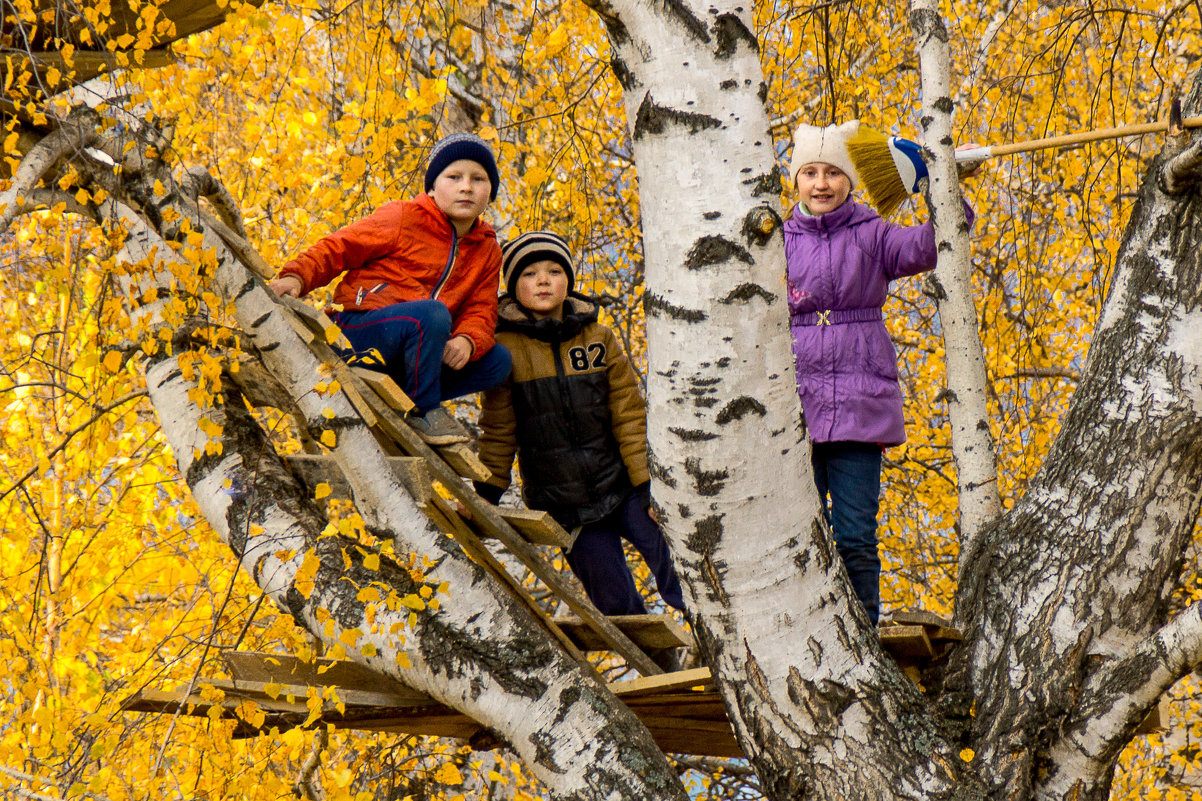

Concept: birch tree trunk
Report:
left=943, top=78, right=1202, bottom=801
left=909, top=0, right=1001, bottom=561
left=581, top=0, right=981, bottom=796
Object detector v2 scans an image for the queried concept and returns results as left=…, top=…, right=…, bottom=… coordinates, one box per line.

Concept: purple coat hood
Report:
left=783, top=198, right=974, bottom=445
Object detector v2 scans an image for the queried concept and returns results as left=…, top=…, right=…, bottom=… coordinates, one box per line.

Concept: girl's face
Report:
left=795, top=162, right=851, bottom=215
left=515, top=259, right=569, bottom=320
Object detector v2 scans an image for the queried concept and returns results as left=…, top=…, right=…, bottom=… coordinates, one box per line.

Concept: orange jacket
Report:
left=278, top=193, right=501, bottom=359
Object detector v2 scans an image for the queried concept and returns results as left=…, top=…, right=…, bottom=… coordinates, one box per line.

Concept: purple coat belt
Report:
left=783, top=198, right=975, bottom=446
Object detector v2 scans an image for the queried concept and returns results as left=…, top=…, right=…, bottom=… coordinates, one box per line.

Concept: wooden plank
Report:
left=1134, top=695, right=1169, bottom=735
left=612, top=667, right=713, bottom=697
left=354, top=368, right=415, bottom=414
left=554, top=614, right=691, bottom=653
left=483, top=508, right=575, bottom=549
left=426, top=493, right=589, bottom=666
left=277, top=295, right=351, bottom=349
left=891, top=610, right=951, bottom=629
left=879, top=625, right=935, bottom=659
left=285, top=454, right=434, bottom=507
left=436, top=442, right=491, bottom=482
left=292, top=333, right=664, bottom=676
left=222, top=652, right=430, bottom=703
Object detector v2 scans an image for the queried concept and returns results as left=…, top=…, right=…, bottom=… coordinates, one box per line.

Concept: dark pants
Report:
left=566, top=489, right=687, bottom=616
left=333, top=300, right=511, bottom=413
left=811, top=441, right=882, bottom=624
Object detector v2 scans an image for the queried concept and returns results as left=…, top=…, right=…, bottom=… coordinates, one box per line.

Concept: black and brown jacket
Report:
left=477, top=294, right=650, bottom=529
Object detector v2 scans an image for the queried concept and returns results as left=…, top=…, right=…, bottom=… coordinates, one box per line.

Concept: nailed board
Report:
left=878, top=625, right=935, bottom=660
left=223, top=651, right=429, bottom=703
left=552, top=614, right=691, bottom=652
left=354, top=368, right=416, bottom=413
left=489, top=508, right=575, bottom=549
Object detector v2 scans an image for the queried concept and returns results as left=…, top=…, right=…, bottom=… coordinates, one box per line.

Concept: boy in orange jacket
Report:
left=270, top=133, right=511, bottom=444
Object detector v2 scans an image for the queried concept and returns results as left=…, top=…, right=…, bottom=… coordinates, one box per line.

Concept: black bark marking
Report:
left=719, top=79, right=737, bottom=90
left=685, top=457, right=728, bottom=496
left=743, top=171, right=783, bottom=199
left=686, top=515, right=730, bottom=607
left=743, top=203, right=782, bottom=245
left=235, top=278, right=256, bottom=299
left=715, top=396, right=767, bottom=424
left=259, top=341, right=281, bottom=352
left=527, top=730, right=569, bottom=774
left=644, top=292, right=707, bottom=322
left=716, top=357, right=731, bottom=368
left=669, top=426, right=717, bottom=441
left=703, top=211, right=722, bottom=219
left=720, top=283, right=777, bottom=305
left=685, top=514, right=724, bottom=556
left=251, top=311, right=271, bottom=328
left=712, top=13, right=758, bottom=59
left=693, top=397, right=718, bottom=408
left=758, top=81, right=768, bottom=103
left=632, top=93, right=722, bottom=140
left=609, top=56, right=636, bottom=90
left=922, top=273, right=948, bottom=300
left=935, top=97, right=954, bottom=114
left=647, top=451, right=678, bottom=489
left=658, top=0, right=712, bottom=43
left=684, top=235, right=754, bottom=270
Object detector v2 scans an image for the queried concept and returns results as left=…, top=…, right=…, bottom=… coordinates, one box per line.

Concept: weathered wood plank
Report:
left=879, top=625, right=935, bottom=659
left=222, top=652, right=430, bottom=703
left=611, top=667, right=713, bottom=697
left=554, top=613, right=691, bottom=652
left=354, top=368, right=415, bottom=414
left=484, top=508, right=575, bottom=549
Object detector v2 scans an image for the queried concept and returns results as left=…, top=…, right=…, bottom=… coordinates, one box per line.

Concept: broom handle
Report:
left=956, top=116, right=1202, bottom=161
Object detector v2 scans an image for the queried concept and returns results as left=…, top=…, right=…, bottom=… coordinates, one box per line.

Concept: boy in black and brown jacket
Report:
left=475, top=231, right=686, bottom=624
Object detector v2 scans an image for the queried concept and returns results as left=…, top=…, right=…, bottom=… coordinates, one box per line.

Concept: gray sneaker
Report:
left=408, top=407, right=470, bottom=445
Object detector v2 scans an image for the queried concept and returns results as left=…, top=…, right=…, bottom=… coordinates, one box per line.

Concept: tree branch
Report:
left=1041, top=603, right=1202, bottom=795
left=1160, top=135, right=1202, bottom=194
left=0, top=110, right=100, bottom=234
left=182, top=167, right=248, bottom=238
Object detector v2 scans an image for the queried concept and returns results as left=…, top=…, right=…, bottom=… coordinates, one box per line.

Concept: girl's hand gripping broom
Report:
left=847, top=116, right=1202, bottom=217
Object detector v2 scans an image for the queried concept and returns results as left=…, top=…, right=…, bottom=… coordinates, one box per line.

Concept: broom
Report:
left=846, top=116, right=1202, bottom=217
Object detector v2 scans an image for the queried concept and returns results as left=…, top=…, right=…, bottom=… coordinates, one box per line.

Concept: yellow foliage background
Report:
left=2, top=0, right=1201, bottom=798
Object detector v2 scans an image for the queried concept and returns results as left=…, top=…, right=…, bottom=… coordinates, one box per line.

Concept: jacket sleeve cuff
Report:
left=633, top=482, right=652, bottom=510
left=473, top=481, right=506, bottom=505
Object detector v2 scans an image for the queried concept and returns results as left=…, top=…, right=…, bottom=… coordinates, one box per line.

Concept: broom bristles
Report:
left=846, top=126, right=911, bottom=217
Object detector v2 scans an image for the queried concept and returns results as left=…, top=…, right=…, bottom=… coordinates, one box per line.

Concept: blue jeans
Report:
left=566, top=489, right=687, bottom=616
left=811, top=441, right=882, bottom=624
left=333, top=300, right=511, bottom=413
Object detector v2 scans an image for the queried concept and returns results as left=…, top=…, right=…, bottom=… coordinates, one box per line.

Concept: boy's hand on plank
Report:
left=443, top=335, right=473, bottom=370
left=269, top=274, right=303, bottom=297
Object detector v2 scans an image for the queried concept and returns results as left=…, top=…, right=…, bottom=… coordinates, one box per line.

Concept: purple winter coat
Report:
left=783, top=198, right=974, bottom=446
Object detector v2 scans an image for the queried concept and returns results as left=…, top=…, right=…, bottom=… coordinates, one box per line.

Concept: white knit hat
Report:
left=789, top=120, right=860, bottom=189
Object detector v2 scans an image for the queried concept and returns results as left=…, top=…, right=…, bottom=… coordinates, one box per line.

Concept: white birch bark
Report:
left=909, top=1, right=1001, bottom=563
left=582, top=0, right=975, bottom=796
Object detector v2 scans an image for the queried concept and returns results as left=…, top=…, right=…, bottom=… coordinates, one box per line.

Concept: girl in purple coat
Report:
left=783, top=120, right=975, bottom=624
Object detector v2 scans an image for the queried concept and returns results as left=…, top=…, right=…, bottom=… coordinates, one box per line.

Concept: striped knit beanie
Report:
left=425, top=132, right=500, bottom=201
left=501, top=231, right=575, bottom=296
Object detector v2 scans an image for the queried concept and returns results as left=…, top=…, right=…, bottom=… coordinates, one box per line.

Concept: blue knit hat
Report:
left=424, top=133, right=500, bottom=201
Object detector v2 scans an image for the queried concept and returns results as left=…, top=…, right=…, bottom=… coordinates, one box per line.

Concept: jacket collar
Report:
left=497, top=293, right=599, bottom=341
left=784, top=197, right=878, bottom=235
left=414, top=192, right=496, bottom=242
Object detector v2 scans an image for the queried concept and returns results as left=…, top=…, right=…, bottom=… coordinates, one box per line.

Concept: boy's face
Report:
left=515, top=259, right=569, bottom=321
left=795, top=161, right=851, bottom=215
left=430, top=159, right=492, bottom=230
